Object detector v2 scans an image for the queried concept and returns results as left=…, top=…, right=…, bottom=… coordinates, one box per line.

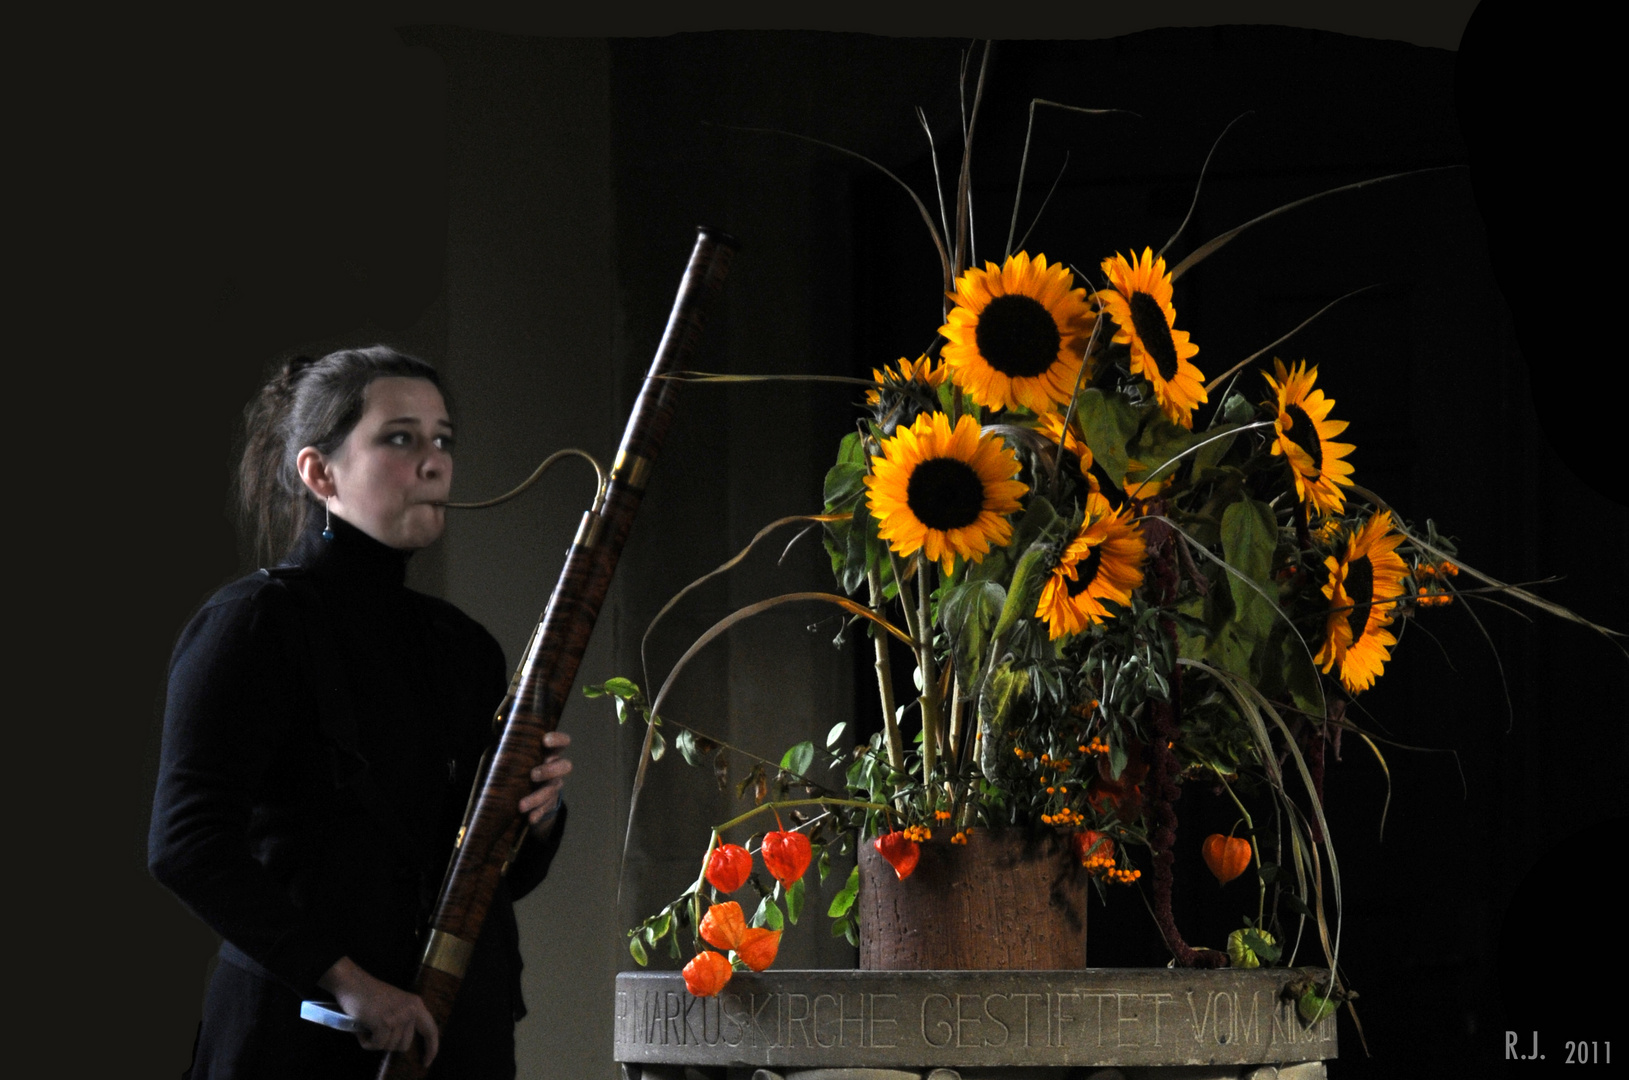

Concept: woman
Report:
left=149, top=346, right=571, bottom=1078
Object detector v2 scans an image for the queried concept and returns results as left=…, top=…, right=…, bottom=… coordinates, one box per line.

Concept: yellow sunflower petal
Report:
left=1097, top=248, right=1208, bottom=428
left=1035, top=493, right=1147, bottom=639
left=939, top=252, right=1096, bottom=414
left=1318, top=510, right=1408, bottom=693
left=1264, top=359, right=1356, bottom=518
left=864, top=412, right=1027, bottom=576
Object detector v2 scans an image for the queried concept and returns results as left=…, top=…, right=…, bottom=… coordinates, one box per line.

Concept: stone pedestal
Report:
left=614, top=969, right=1336, bottom=1079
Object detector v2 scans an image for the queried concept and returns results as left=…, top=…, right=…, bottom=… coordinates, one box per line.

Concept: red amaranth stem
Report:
left=1144, top=522, right=1225, bottom=969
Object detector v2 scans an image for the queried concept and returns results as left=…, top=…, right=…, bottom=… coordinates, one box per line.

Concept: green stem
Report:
left=916, top=552, right=942, bottom=799
left=867, top=564, right=905, bottom=774
left=1210, top=765, right=1266, bottom=927
left=712, top=797, right=897, bottom=836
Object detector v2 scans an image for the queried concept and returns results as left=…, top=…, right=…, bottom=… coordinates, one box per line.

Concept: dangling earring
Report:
left=322, top=497, right=335, bottom=541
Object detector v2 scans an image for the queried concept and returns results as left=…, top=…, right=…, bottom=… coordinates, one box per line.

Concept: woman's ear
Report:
left=296, top=447, right=338, bottom=500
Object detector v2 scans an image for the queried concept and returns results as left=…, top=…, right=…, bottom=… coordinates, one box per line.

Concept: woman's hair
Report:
left=239, top=344, right=446, bottom=563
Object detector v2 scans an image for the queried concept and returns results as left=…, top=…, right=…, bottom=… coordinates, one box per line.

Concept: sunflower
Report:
left=939, top=252, right=1096, bottom=414
left=1314, top=510, right=1408, bottom=694
left=1035, top=492, right=1147, bottom=638
left=865, top=411, right=1028, bottom=575
left=1036, top=411, right=1100, bottom=489
left=1097, top=248, right=1207, bottom=428
left=866, top=354, right=946, bottom=407
left=1263, top=359, right=1355, bottom=517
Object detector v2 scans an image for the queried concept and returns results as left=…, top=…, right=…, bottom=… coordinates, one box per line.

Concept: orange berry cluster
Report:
left=1077, top=736, right=1109, bottom=756
left=1042, top=806, right=1086, bottom=827
left=933, top=809, right=952, bottom=823
left=1412, top=560, right=1458, bottom=608
left=1105, top=866, right=1142, bottom=884
left=902, top=825, right=932, bottom=842
left=950, top=830, right=970, bottom=845
left=1081, top=848, right=1116, bottom=873
left=1416, top=560, right=1459, bottom=578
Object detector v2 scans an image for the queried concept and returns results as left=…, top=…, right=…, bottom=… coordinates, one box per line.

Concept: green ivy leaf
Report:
left=628, top=936, right=648, bottom=966
left=826, top=721, right=848, bottom=749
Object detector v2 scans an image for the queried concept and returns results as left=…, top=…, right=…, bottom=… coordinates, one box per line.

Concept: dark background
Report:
left=18, top=3, right=1623, bottom=1078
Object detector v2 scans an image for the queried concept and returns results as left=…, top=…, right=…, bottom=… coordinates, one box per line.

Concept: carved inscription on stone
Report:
left=614, top=970, right=1337, bottom=1069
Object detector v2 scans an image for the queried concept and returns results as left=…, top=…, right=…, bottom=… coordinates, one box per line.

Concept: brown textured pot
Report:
left=857, top=828, right=1087, bottom=970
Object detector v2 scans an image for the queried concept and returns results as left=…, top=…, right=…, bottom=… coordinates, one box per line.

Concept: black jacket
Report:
left=149, top=514, right=562, bottom=1078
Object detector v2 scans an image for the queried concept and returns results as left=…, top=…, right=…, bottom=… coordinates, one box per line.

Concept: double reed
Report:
left=379, top=227, right=737, bottom=1079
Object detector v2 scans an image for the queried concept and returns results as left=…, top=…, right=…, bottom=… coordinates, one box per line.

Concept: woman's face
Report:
left=307, top=376, right=454, bottom=550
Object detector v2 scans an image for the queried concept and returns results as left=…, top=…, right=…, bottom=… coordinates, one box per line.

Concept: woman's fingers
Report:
left=519, top=731, right=572, bottom=824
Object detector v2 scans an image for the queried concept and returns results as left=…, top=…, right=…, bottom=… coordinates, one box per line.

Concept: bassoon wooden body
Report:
left=379, top=227, right=736, bottom=1079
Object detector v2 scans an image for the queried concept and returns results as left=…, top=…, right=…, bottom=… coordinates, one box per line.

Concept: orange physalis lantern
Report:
left=682, top=950, right=734, bottom=998
left=705, top=843, right=752, bottom=894
left=735, top=926, right=782, bottom=972
left=1202, top=833, right=1252, bottom=885
left=872, top=830, right=921, bottom=880
left=699, top=901, right=747, bottom=952
left=762, top=829, right=812, bottom=884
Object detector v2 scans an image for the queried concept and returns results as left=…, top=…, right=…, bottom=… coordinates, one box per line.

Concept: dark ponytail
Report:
left=238, top=345, right=445, bottom=563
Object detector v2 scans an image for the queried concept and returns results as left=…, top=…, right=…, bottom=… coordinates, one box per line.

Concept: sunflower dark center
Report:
left=974, top=294, right=1062, bottom=378
left=1344, top=555, right=1374, bottom=641
left=1066, top=545, right=1105, bottom=597
left=1284, top=404, right=1323, bottom=474
left=906, top=457, right=986, bottom=530
left=1128, top=291, right=1180, bottom=381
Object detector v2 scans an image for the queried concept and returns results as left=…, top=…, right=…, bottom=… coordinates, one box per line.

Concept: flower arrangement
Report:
left=593, top=60, right=1622, bottom=1012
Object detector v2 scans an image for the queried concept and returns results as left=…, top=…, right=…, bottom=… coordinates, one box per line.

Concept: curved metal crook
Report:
left=443, top=448, right=608, bottom=510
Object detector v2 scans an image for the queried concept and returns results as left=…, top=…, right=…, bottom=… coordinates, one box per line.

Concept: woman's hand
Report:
left=519, top=731, right=572, bottom=838
left=317, top=956, right=439, bottom=1064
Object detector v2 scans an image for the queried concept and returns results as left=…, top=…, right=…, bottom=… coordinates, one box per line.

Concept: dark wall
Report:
left=31, top=5, right=1624, bottom=1079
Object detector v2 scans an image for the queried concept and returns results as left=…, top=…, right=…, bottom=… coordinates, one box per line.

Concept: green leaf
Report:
left=826, top=722, right=848, bottom=749
left=1222, top=391, right=1257, bottom=426
left=585, top=676, right=641, bottom=700
left=1108, top=739, right=1129, bottom=780
left=817, top=846, right=831, bottom=883
left=1243, top=929, right=1282, bottom=963
left=780, top=740, right=816, bottom=778
left=675, top=728, right=703, bottom=767
left=753, top=896, right=785, bottom=931
left=828, top=865, right=860, bottom=917
left=628, top=936, right=648, bottom=966
left=831, top=915, right=854, bottom=939
left=786, top=876, right=806, bottom=924
left=1220, top=498, right=1279, bottom=641
left=836, top=430, right=866, bottom=467
left=1074, top=389, right=1141, bottom=487
left=1192, top=423, right=1240, bottom=476
left=1283, top=892, right=1315, bottom=919
left=823, top=460, right=867, bottom=509
left=992, top=540, right=1055, bottom=640
left=648, top=727, right=666, bottom=762
left=1258, top=862, right=1280, bottom=884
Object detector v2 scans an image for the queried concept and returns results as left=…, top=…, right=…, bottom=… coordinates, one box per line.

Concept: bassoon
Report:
left=377, top=227, right=737, bottom=1079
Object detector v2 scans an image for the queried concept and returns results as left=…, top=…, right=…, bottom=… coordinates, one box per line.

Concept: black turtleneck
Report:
left=149, top=511, right=563, bottom=1077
